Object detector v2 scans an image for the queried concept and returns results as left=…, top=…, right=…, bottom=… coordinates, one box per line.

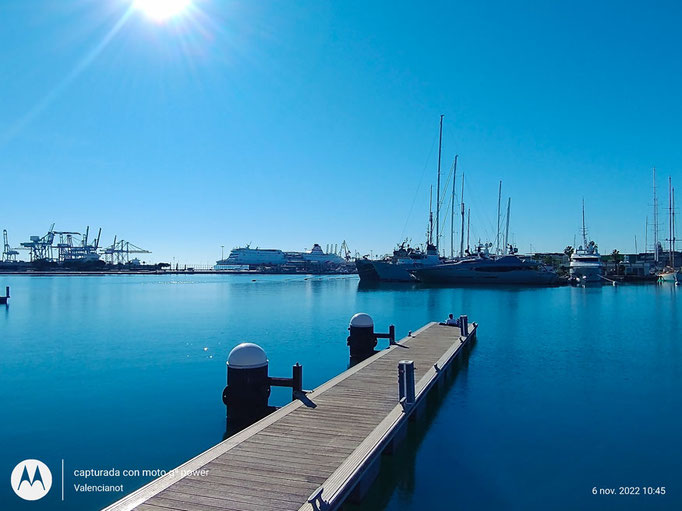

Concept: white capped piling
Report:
left=347, top=313, right=395, bottom=362
left=222, top=343, right=271, bottom=425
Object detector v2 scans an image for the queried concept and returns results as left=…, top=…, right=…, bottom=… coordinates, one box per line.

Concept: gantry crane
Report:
left=2, top=230, right=20, bottom=262
left=102, top=236, right=151, bottom=264
left=20, top=223, right=56, bottom=261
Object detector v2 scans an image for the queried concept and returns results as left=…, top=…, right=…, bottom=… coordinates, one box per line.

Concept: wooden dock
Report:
left=103, top=321, right=478, bottom=511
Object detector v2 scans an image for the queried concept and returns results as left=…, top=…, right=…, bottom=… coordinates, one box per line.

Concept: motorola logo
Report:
left=11, top=460, right=52, bottom=501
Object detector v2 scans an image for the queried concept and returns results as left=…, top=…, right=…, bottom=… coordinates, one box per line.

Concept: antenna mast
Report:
left=436, top=115, right=443, bottom=253
left=450, top=155, right=458, bottom=259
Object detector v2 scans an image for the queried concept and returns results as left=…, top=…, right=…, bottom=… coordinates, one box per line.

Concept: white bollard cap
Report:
left=349, top=313, right=374, bottom=328
left=227, top=343, right=268, bottom=369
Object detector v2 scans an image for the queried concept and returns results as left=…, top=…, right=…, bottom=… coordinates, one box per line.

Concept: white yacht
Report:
left=570, top=202, right=603, bottom=284
left=570, top=241, right=602, bottom=284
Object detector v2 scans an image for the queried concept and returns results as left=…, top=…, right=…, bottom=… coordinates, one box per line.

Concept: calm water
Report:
left=0, top=275, right=680, bottom=511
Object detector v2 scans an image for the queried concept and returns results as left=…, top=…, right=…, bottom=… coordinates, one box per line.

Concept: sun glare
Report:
left=134, top=0, right=192, bottom=22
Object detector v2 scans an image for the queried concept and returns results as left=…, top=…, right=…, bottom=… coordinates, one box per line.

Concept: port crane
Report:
left=339, top=240, right=352, bottom=261
left=55, top=226, right=102, bottom=262
left=103, top=236, right=151, bottom=264
left=2, top=230, right=20, bottom=262
left=20, top=223, right=56, bottom=261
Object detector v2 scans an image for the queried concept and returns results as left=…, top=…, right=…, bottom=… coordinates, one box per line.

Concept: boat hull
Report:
left=569, top=265, right=602, bottom=284
left=413, top=259, right=559, bottom=286
left=356, top=259, right=415, bottom=282
left=658, top=270, right=681, bottom=282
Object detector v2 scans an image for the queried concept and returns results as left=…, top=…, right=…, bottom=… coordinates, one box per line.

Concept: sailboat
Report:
left=355, top=116, right=445, bottom=282
left=657, top=177, right=680, bottom=283
left=569, top=200, right=603, bottom=285
left=411, top=186, right=559, bottom=286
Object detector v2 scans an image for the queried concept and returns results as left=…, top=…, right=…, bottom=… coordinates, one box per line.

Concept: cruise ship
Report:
left=215, top=244, right=345, bottom=270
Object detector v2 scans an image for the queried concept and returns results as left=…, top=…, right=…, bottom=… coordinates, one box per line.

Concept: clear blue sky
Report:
left=2, top=0, right=681, bottom=264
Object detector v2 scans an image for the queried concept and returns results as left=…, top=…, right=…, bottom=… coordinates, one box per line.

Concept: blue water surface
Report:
left=0, top=275, right=679, bottom=511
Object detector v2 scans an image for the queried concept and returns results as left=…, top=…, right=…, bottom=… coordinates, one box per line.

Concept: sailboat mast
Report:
left=428, top=185, right=434, bottom=245
left=645, top=216, right=648, bottom=255
left=459, top=173, right=465, bottom=257
left=504, top=197, right=511, bottom=254
left=436, top=115, right=443, bottom=253
left=451, top=154, right=458, bottom=259
left=673, top=185, right=676, bottom=269
left=580, top=198, right=591, bottom=250
left=496, top=181, right=502, bottom=255
left=653, top=167, right=659, bottom=263
left=669, top=176, right=673, bottom=266
left=466, top=208, right=470, bottom=253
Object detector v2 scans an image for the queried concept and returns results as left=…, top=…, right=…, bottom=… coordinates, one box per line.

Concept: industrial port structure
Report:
left=1, top=224, right=153, bottom=269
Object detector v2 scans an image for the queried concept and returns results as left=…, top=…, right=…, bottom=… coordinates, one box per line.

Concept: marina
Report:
left=1, top=274, right=680, bottom=511
left=3, top=2, right=682, bottom=510
left=103, top=320, right=477, bottom=511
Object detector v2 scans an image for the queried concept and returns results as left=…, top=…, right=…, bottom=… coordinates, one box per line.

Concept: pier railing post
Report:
left=398, top=360, right=415, bottom=409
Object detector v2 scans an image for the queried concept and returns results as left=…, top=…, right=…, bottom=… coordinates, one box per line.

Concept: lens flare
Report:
left=134, top=0, right=192, bottom=22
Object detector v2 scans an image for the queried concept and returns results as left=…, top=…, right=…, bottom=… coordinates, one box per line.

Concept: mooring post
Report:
left=292, top=363, right=302, bottom=400
left=222, top=343, right=271, bottom=426
left=398, top=360, right=415, bottom=409
left=459, top=314, right=469, bottom=337
left=347, top=313, right=378, bottom=361
left=5, top=286, right=8, bottom=298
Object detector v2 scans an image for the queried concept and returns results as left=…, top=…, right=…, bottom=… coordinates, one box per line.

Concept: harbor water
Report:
left=1, top=275, right=680, bottom=511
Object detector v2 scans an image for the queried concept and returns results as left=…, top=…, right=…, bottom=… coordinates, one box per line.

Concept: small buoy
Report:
left=203, top=347, right=208, bottom=351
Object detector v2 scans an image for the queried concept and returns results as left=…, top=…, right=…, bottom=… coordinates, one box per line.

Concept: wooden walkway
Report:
left=103, top=321, right=477, bottom=511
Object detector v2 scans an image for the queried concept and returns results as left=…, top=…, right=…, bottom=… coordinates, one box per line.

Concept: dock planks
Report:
left=103, top=321, right=477, bottom=511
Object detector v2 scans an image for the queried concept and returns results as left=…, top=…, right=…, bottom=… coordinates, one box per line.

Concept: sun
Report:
left=133, top=0, right=193, bottom=22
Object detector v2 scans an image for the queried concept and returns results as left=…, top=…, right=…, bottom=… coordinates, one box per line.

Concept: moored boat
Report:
left=569, top=201, right=603, bottom=285
left=411, top=246, right=558, bottom=285
left=356, top=243, right=441, bottom=282
left=656, top=177, right=679, bottom=284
